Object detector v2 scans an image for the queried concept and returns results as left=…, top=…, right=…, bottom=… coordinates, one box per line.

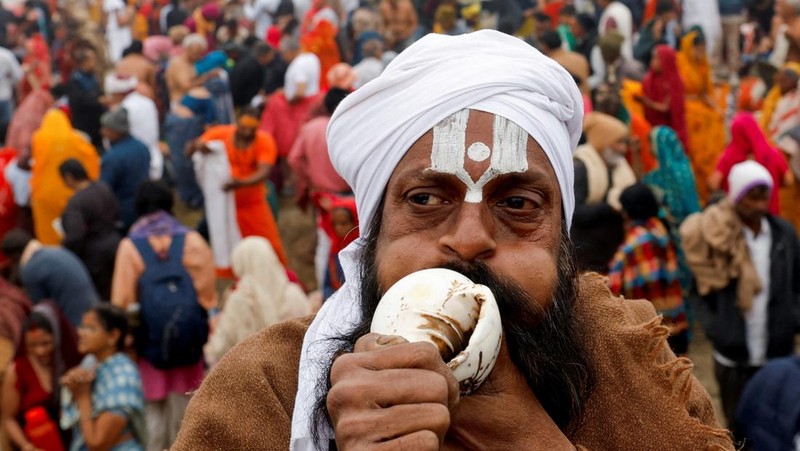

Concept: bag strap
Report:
left=133, top=235, right=186, bottom=265
left=132, top=237, right=160, bottom=265
left=167, top=234, right=186, bottom=263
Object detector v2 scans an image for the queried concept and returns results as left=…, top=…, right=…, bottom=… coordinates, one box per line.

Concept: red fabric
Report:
left=314, top=192, right=358, bottom=291
left=543, top=1, right=563, bottom=26
left=717, top=112, right=788, bottom=215
left=19, top=34, right=51, bottom=100
left=642, top=45, right=689, bottom=151
left=260, top=92, right=323, bottom=157
left=0, top=148, right=19, bottom=267
left=14, top=357, right=52, bottom=416
left=266, top=26, right=282, bottom=48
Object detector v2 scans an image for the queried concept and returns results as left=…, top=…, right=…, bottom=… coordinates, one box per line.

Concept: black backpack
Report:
left=133, top=235, right=208, bottom=369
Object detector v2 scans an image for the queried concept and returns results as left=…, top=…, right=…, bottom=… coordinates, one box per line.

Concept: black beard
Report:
left=312, top=202, right=595, bottom=445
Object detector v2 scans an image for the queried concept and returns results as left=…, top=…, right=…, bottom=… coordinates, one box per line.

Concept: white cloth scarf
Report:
left=192, top=140, right=242, bottom=270
left=204, top=236, right=310, bottom=365
left=290, top=30, right=584, bottom=450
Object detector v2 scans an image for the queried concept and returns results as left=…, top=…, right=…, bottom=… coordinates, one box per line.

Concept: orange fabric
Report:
left=199, top=126, right=288, bottom=266
left=630, top=114, right=656, bottom=174
left=644, top=0, right=657, bottom=23
left=677, top=31, right=726, bottom=203
left=737, top=76, right=763, bottom=112
left=30, top=110, right=99, bottom=245
left=300, top=19, right=341, bottom=92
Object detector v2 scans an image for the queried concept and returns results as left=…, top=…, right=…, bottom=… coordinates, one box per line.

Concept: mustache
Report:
left=434, top=260, right=545, bottom=328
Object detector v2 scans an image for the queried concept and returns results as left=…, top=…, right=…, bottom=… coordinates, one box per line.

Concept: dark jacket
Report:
left=736, top=355, right=800, bottom=451
left=65, top=70, right=105, bottom=152
left=698, top=216, right=800, bottom=365
left=61, top=182, right=121, bottom=300
left=101, top=135, right=151, bottom=230
left=570, top=159, right=625, bottom=273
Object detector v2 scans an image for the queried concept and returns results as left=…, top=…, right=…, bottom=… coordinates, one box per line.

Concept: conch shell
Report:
left=370, top=268, right=502, bottom=395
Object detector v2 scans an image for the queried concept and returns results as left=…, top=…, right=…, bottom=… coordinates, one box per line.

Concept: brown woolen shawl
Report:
left=173, top=273, right=733, bottom=450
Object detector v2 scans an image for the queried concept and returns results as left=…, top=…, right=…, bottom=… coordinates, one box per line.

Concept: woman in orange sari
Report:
left=30, top=110, right=99, bottom=244
left=676, top=28, right=726, bottom=203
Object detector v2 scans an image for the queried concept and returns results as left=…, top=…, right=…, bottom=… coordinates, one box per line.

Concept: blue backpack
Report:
left=132, top=234, right=208, bottom=369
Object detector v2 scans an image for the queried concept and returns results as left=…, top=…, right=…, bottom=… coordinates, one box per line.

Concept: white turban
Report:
left=728, top=160, right=774, bottom=203
left=291, top=30, right=584, bottom=450
left=104, top=73, right=138, bottom=95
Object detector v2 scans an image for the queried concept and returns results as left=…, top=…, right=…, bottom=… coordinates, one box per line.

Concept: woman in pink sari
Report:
left=709, top=112, right=790, bottom=215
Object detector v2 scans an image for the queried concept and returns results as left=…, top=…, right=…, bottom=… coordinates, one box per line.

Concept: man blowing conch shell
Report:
left=173, top=30, right=733, bottom=450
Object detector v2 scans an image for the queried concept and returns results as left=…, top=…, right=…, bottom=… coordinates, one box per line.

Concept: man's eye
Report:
left=409, top=193, right=444, bottom=206
left=498, top=197, right=536, bottom=210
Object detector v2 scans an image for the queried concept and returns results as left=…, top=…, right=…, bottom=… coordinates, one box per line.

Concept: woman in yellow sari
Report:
left=30, top=110, right=100, bottom=244
left=677, top=28, right=726, bottom=203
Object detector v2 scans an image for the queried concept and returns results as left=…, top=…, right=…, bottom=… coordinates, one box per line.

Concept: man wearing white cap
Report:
left=105, top=72, right=163, bottom=180
left=174, top=31, right=731, bottom=450
left=681, top=160, right=800, bottom=443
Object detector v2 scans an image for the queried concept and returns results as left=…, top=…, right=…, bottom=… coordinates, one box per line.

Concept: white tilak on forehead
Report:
left=429, top=110, right=529, bottom=202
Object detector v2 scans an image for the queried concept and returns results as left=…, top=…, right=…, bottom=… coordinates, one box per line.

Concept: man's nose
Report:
left=438, top=203, right=496, bottom=262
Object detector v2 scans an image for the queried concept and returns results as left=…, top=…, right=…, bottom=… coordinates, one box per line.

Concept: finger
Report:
left=331, top=343, right=460, bottom=410
left=328, top=368, right=449, bottom=412
left=335, top=404, right=449, bottom=447
left=354, top=333, right=408, bottom=353
left=332, top=340, right=442, bottom=384
left=375, top=430, right=440, bottom=451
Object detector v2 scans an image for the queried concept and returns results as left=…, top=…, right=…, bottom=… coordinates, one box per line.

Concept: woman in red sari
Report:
left=638, top=45, right=689, bottom=151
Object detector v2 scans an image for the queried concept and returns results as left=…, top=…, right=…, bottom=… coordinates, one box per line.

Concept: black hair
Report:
left=1, top=228, right=34, bottom=258
left=540, top=30, right=562, bottom=50
left=88, top=304, right=129, bottom=351
left=134, top=180, right=174, bottom=217
left=23, top=311, right=54, bottom=335
left=73, top=46, right=95, bottom=66
left=122, top=40, right=144, bottom=57
left=619, top=183, right=660, bottom=221
left=559, top=4, right=576, bottom=16
left=59, top=158, right=89, bottom=181
left=576, top=13, right=595, bottom=31
left=656, top=0, right=674, bottom=15
left=240, top=105, right=261, bottom=119
left=324, top=88, right=349, bottom=116
left=253, top=42, right=274, bottom=58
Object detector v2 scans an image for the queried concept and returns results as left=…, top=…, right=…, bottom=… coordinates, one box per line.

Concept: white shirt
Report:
left=0, top=47, right=22, bottom=101
left=743, top=217, right=771, bottom=367
left=244, top=0, right=281, bottom=40
left=284, top=53, right=320, bottom=101
left=713, top=217, right=772, bottom=368
left=121, top=92, right=163, bottom=179
left=104, top=0, right=132, bottom=63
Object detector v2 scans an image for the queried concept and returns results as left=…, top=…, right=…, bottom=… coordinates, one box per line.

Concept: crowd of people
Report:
left=0, top=0, right=795, bottom=449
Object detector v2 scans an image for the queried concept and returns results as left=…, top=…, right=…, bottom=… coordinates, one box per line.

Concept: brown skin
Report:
left=60, top=311, right=129, bottom=451
left=327, top=110, right=572, bottom=449
left=736, top=185, right=771, bottom=234
left=331, top=208, right=355, bottom=239
left=1, top=329, right=55, bottom=451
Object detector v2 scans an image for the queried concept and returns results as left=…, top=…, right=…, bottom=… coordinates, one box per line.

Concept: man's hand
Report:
left=327, top=333, right=459, bottom=449
left=222, top=179, right=242, bottom=191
